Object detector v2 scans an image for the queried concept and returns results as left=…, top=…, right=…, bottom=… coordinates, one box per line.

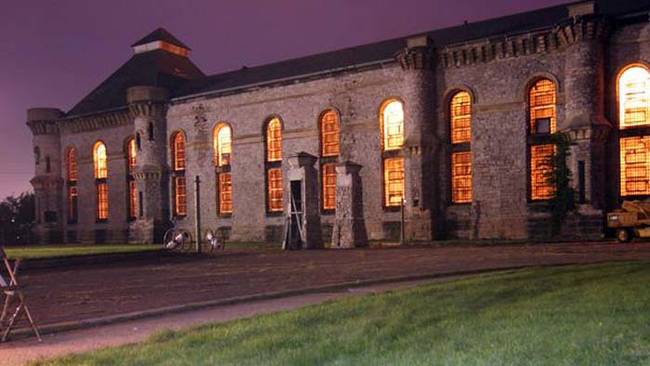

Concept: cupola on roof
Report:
left=131, top=28, right=191, bottom=57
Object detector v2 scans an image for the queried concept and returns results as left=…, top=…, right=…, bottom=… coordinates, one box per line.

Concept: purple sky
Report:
left=0, top=0, right=571, bottom=198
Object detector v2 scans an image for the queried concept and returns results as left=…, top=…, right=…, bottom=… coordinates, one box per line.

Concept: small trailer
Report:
left=607, top=200, right=650, bottom=242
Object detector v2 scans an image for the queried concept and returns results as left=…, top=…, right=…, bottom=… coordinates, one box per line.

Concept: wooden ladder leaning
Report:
left=0, top=247, right=41, bottom=342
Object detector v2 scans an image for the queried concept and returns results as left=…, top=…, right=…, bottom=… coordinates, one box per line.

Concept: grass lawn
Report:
left=37, top=262, right=650, bottom=365
left=3, top=244, right=160, bottom=260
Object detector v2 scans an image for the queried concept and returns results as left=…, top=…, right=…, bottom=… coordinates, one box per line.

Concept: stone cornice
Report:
left=128, top=100, right=169, bottom=119
left=59, top=108, right=131, bottom=134
left=438, top=16, right=610, bottom=69
left=27, top=120, right=60, bottom=136
left=396, top=46, right=436, bottom=71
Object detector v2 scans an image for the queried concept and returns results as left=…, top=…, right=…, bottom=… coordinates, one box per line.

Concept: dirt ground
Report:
left=13, top=241, right=650, bottom=327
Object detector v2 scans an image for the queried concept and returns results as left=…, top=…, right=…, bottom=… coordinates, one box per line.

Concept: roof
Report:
left=131, top=27, right=191, bottom=50
left=67, top=50, right=204, bottom=116
left=66, top=0, right=650, bottom=116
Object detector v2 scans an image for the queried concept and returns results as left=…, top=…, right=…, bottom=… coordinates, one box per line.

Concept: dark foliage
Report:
left=0, top=192, right=35, bottom=245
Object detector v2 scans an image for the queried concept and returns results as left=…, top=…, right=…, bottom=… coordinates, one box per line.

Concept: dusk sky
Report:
left=0, top=0, right=571, bottom=198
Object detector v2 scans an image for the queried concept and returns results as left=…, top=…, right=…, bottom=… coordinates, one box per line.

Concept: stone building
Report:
left=28, top=0, right=650, bottom=245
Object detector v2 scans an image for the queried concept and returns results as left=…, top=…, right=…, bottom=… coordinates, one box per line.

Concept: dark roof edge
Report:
left=63, top=106, right=129, bottom=120
left=171, top=58, right=396, bottom=103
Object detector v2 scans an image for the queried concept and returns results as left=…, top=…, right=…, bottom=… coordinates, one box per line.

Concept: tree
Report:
left=547, top=133, right=576, bottom=236
left=0, top=192, right=35, bottom=245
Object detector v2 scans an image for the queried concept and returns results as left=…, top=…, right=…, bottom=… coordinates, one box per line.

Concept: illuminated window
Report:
left=384, top=158, right=404, bottom=207
left=619, top=66, right=650, bottom=129
left=214, top=123, right=232, bottom=167
left=322, top=163, right=337, bottom=210
left=321, top=110, right=340, bottom=157
left=381, top=100, right=404, bottom=151
left=265, top=118, right=283, bottom=213
left=528, top=79, right=557, bottom=200
left=96, top=182, right=109, bottom=220
left=267, top=168, right=283, bottom=212
left=531, top=144, right=555, bottom=200
left=93, top=141, right=108, bottom=179
left=266, top=118, right=282, bottom=162
left=127, top=138, right=137, bottom=174
left=620, top=136, right=650, bottom=196
left=67, top=186, right=78, bottom=223
left=172, top=132, right=186, bottom=171
left=529, top=79, right=557, bottom=134
left=452, top=152, right=472, bottom=203
left=128, top=181, right=137, bottom=219
left=174, top=176, right=187, bottom=216
left=451, top=92, right=472, bottom=144
left=450, top=91, right=473, bottom=204
left=218, top=173, right=232, bottom=214
left=66, top=147, right=78, bottom=182
left=171, top=132, right=187, bottom=217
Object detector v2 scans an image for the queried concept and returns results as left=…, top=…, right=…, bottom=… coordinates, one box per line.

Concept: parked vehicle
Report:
left=607, top=200, right=650, bottom=242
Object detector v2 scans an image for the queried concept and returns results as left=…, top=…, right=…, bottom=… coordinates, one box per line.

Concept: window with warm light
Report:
left=620, top=136, right=650, bottom=196
left=384, top=158, right=404, bottom=207
left=96, top=182, right=109, bottom=221
left=267, top=168, right=283, bottom=212
left=381, top=100, right=404, bottom=151
left=93, top=142, right=108, bottom=179
left=129, top=181, right=137, bottom=219
left=67, top=147, right=78, bottom=182
left=321, top=163, right=337, bottom=211
left=450, top=91, right=472, bottom=203
left=214, top=124, right=232, bottom=167
left=451, top=92, right=472, bottom=144
left=67, top=186, right=78, bottom=223
left=218, top=173, right=232, bottom=214
left=319, top=110, right=340, bottom=211
left=174, top=176, right=187, bottom=216
left=171, top=132, right=187, bottom=217
left=266, top=118, right=282, bottom=162
left=619, top=66, right=650, bottom=129
left=320, top=110, right=340, bottom=157
left=531, top=144, right=555, bottom=200
left=265, top=118, right=283, bottom=213
left=172, top=132, right=186, bottom=171
left=214, top=123, right=233, bottom=215
left=127, top=138, right=137, bottom=174
left=451, top=152, right=472, bottom=203
left=528, top=79, right=557, bottom=200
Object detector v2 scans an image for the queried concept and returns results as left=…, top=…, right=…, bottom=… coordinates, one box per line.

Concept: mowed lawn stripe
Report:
left=36, top=262, right=650, bottom=366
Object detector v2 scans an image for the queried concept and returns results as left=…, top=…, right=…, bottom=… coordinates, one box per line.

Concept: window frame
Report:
left=264, top=117, right=284, bottom=215
left=527, top=78, right=558, bottom=202
left=170, top=131, right=187, bottom=218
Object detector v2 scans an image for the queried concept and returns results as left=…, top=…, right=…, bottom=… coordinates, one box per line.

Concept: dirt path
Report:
left=7, top=242, right=650, bottom=328
left=0, top=279, right=437, bottom=366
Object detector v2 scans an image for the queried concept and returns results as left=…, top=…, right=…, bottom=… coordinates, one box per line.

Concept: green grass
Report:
left=4, top=244, right=160, bottom=260
left=37, top=262, right=650, bottom=365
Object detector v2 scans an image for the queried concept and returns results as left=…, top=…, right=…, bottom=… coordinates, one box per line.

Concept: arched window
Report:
left=450, top=91, right=472, bottom=203
left=171, top=132, right=187, bottom=217
left=381, top=99, right=404, bottom=151
left=619, top=65, right=650, bottom=196
left=320, top=110, right=340, bottom=211
left=126, top=138, right=137, bottom=220
left=214, top=123, right=233, bottom=215
left=93, top=141, right=109, bottom=220
left=265, top=118, right=283, bottom=213
left=528, top=79, right=557, bottom=200
left=66, top=147, right=78, bottom=223
left=380, top=99, right=404, bottom=207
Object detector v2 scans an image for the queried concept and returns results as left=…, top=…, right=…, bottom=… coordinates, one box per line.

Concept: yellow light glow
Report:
left=67, top=147, right=78, bottom=182
left=172, top=132, right=185, bottom=171
left=127, top=138, right=137, bottom=173
left=381, top=100, right=404, bottom=151
left=451, top=91, right=471, bottom=144
left=174, top=176, right=187, bottom=216
left=321, top=110, right=340, bottom=157
left=529, top=79, right=557, bottom=134
left=96, top=182, right=109, bottom=220
left=93, top=141, right=108, bottom=179
left=620, top=135, right=650, bottom=196
left=384, top=157, right=404, bottom=207
left=214, top=124, right=232, bottom=167
left=267, top=168, right=283, bottom=212
left=267, top=118, right=282, bottom=162
left=218, top=172, right=233, bottom=214
left=530, top=144, right=555, bottom=200
left=322, top=163, right=337, bottom=210
left=451, top=151, right=472, bottom=203
left=619, top=66, right=650, bottom=129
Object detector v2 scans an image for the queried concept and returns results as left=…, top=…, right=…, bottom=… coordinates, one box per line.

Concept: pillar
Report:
left=127, top=86, right=170, bottom=243
left=286, top=152, right=322, bottom=249
left=395, top=35, right=439, bottom=241
left=331, top=161, right=367, bottom=248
